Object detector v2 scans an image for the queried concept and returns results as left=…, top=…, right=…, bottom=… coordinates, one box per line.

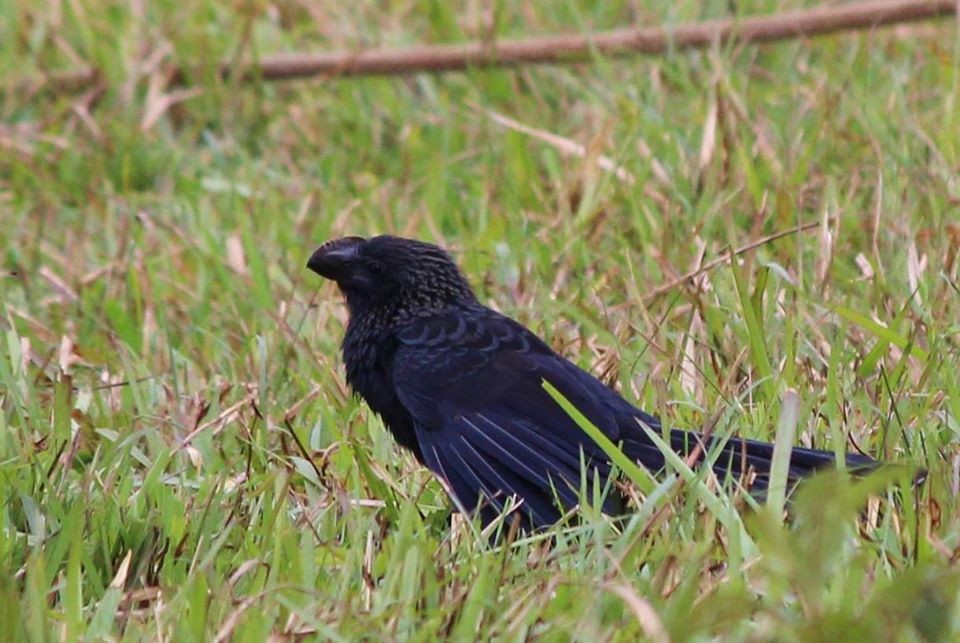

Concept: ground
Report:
left=1, top=1, right=958, bottom=640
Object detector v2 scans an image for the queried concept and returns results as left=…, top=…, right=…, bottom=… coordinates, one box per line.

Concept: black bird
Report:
left=307, top=235, right=876, bottom=529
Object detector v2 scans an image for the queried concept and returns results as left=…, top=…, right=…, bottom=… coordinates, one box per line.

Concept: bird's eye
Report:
left=368, top=261, right=385, bottom=275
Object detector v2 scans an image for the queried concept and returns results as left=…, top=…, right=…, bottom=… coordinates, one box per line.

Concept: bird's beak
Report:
left=307, top=236, right=366, bottom=281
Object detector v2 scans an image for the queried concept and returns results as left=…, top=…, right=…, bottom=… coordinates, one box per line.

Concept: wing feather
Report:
left=395, top=309, right=627, bottom=527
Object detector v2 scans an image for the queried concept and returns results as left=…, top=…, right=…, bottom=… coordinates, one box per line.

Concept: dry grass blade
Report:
left=109, top=551, right=133, bottom=590
left=226, top=234, right=250, bottom=276
left=214, top=596, right=259, bottom=643
left=480, top=108, right=635, bottom=184
left=698, top=98, right=719, bottom=173
left=604, top=582, right=671, bottom=643
left=906, top=241, right=926, bottom=305
left=176, top=389, right=259, bottom=451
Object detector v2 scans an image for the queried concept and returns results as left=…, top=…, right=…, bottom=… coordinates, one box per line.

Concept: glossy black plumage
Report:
left=307, top=235, right=876, bottom=529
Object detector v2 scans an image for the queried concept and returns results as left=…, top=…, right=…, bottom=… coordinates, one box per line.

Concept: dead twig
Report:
left=13, top=0, right=956, bottom=95
left=643, top=221, right=820, bottom=304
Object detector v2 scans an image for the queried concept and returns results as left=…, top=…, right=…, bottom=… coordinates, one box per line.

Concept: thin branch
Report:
left=13, top=0, right=957, bottom=95
left=643, top=220, right=821, bottom=304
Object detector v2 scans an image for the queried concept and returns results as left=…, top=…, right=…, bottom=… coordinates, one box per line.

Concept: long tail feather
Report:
left=623, top=429, right=877, bottom=493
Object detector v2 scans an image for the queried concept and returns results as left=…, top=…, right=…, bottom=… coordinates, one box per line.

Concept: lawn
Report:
left=2, top=1, right=958, bottom=640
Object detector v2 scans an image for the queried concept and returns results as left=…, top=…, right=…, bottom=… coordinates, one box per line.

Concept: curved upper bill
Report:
left=307, top=236, right=366, bottom=280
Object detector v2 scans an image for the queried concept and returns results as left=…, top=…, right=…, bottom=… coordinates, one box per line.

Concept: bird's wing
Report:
left=391, top=309, right=633, bottom=527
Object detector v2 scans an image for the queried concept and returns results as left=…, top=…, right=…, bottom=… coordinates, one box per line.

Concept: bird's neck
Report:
left=341, top=296, right=477, bottom=380
left=345, top=290, right=475, bottom=327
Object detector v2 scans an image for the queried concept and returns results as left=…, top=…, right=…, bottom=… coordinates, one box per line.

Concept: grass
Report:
left=2, top=0, right=959, bottom=639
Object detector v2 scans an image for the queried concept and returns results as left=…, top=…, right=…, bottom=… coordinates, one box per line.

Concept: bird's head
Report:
left=307, top=235, right=476, bottom=315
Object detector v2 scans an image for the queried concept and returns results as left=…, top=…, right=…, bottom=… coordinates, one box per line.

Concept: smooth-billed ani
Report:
left=307, top=235, right=876, bottom=529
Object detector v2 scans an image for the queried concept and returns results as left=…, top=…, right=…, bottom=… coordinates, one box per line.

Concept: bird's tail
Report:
left=622, top=429, right=877, bottom=492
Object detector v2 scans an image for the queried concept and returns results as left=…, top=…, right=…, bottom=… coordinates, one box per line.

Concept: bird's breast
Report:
left=342, top=327, right=423, bottom=459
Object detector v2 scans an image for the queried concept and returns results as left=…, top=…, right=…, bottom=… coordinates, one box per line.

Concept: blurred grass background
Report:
left=2, top=0, right=959, bottom=639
